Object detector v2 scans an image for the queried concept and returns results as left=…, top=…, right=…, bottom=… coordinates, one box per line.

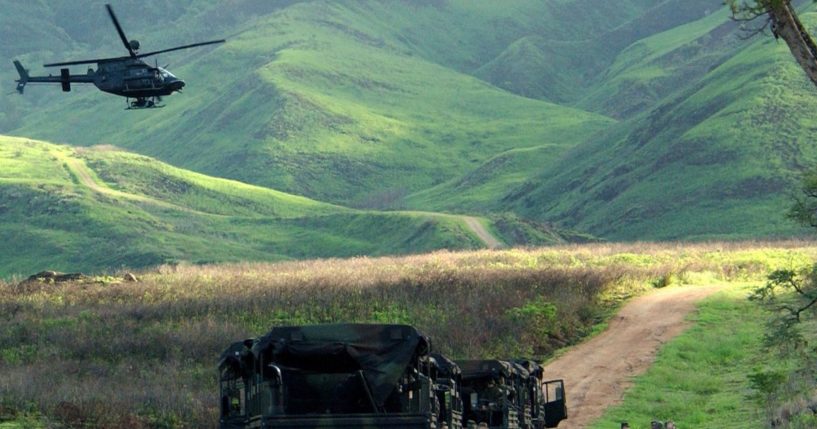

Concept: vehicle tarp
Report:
left=456, top=359, right=516, bottom=381
left=430, top=353, right=461, bottom=378
left=251, top=323, right=430, bottom=408
left=218, top=339, right=253, bottom=373
left=513, top=359, right=544, bottom=380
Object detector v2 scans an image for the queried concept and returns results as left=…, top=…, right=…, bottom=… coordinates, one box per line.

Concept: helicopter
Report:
left=12, top=4, right=224, bottom=110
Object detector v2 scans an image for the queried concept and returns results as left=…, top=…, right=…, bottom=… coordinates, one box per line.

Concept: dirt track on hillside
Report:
left=461, top=216, right=503, bottom=249
left=543, top=285, right=723, bottom=428
left=63, top=155, right=217, bottom=216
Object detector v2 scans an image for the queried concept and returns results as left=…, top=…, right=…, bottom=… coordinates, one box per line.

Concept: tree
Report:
left=747, top=172, right=817, bottom=427
left=789, top=170, right=817, bottom=227
left=752, top=169, right=817, bottom=347
left=751, top=268, right=817, bottom=349
left=726, top=0, right=817, bottom=88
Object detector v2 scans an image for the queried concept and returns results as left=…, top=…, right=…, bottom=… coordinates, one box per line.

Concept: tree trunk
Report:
left=768, top=1, right=817, bottom=87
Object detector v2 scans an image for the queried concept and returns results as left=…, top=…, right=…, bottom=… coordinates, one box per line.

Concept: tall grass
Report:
left=1, top=241, right=815, bottom=428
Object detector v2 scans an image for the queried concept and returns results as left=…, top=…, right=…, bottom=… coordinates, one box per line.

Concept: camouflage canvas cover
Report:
left=218, top=339, right=253, bottom=373
left=510, top=362, right=530, bottom=379
left=512, top=359, right=544, bottom=380
left=457, top=360, right=518, bottom=381
left=250, top=323, right=430, bottom=409
left=430, top=352, right=461, bottom=379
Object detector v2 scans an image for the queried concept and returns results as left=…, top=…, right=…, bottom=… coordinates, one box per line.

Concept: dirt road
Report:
left=62, top=154, right=218, bottom=216
left=543, top=285, right=723, bottom=428
left=401, top=211, right=504, bottom=249
left=461, top=216, right=503, bottom=249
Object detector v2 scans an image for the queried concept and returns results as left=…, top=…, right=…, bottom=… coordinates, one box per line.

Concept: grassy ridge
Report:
left=1, top=242, right=815, bottom=427
left=502, top=10, right=817, bottom=240
left=0, top=136, right=493, bottom=278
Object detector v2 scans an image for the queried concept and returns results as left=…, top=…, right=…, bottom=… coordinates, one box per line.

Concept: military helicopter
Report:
left=12, top=4, right=224, bottom=109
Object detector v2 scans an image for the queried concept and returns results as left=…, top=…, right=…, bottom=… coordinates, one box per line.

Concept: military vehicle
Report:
left=457, top=360, right=566, bottom=429
left=513, top=360, right=567, bottom=429
left=12, top=4, right=224, bottom=109
left=218, top=324, right=567, bottom=428
left=458, top=360, right=520, bottom=428
left=218, top=324, right=455, bottom=429
left=430, top=353, right=465, bottom=429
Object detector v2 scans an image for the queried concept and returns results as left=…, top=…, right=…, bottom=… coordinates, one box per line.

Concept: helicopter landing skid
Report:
left=125, top=97, right=164, bottom=110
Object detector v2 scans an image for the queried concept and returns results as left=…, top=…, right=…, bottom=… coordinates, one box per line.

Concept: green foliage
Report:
left=651, top=272, right=678, bottom=288
left=0, top=396, right=43, bottom=429
left=487, top=212, right=598, bottom=246
left=748, top=260, right=817, bottom=426
left=370, top=304, right=412, bottom=325
left=747, top=369, right=786, bottom=403
left=725, top=0, right=782, bottom=17
left=506, top=297, right=559, bottom=355
left=507, top=6, right=817, bottom=240
left=750, top=267, right=817, bottom=350
left=506, top=298, right=557, bottom=327
left=140, top=407, right=184, bottom=429
left=789, top=169, right=817, bottom=228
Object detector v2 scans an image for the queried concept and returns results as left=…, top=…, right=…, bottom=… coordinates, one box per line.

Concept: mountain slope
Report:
left=0, top=135, right=493, bottom=277
left=3, top=0, right=817, bottom=244
left=4, top=0, right=614, bottom=207
left=503, top=11, right=817, bottom=240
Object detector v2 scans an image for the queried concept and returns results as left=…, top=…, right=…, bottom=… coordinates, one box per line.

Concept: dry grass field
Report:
left=1, top=241, right=815, bottom=428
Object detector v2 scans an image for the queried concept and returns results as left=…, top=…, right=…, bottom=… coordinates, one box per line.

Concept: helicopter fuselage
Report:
left=93, top=59, right=185, bottom=98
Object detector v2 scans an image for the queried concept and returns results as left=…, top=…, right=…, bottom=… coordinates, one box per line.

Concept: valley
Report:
left=2, top=0, right=815, bottom=255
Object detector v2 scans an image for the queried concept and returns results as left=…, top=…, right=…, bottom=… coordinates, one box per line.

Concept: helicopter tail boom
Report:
left=12, top=61, right=95, bottom=94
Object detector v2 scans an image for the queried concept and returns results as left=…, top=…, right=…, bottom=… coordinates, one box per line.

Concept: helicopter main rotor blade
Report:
left=44, top=57, right=128, bottom=67
left=135, top=39, right=225, bottom=59
left=106, top=4, right=136, bottom=58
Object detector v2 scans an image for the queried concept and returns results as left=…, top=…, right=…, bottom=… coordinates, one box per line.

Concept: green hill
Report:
left=2, top=0, right=717, bottom=208
left=402, top=5, right=817, bottom=240
left=3, top=0, right=613, bottom=207
left=2, top=0, right=817, bottom=249
left=0, top=135, right=496, bottom=278
left=503, top=10, right=817, bottom=240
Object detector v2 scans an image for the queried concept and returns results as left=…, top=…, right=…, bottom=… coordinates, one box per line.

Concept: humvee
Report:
left=218, top=324, right=567, bottom=428
left=218, top=324, right=456, bottom=429
left=430, top=353, right=465, bottom=429
left=456, top=360, right=566, bottom=429
left=512, top=359, right=567, bottom=429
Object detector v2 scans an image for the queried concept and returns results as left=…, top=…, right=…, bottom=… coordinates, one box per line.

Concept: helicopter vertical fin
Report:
left=13, top=60, right=28, bottom=94
left=60, top=68, right=71, bottom=92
